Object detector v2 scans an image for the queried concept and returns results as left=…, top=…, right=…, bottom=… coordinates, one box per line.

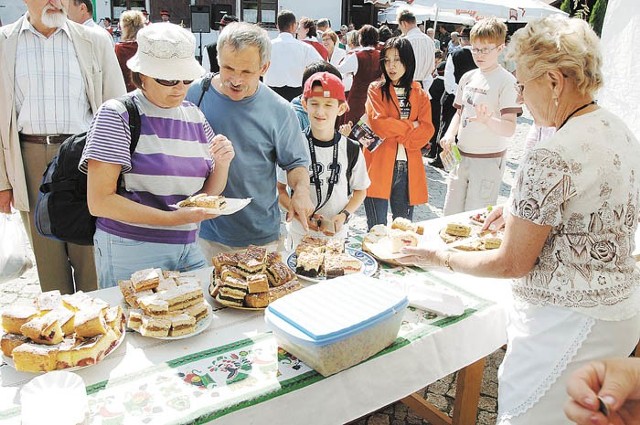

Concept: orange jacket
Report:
left=364, top=81, right=434, bottom=205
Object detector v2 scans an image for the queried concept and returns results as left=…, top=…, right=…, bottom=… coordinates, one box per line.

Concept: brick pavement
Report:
left=0, top=113, right=533, bottom=425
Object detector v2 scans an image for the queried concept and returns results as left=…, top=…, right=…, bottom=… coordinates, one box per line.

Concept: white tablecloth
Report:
left=0, top=212, right=513, bottom=425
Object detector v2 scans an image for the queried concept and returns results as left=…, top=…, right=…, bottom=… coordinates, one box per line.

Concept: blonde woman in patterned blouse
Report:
left=402, top=15, right=640, bottom=424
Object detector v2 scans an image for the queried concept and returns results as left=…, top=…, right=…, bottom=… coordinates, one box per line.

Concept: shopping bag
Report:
left=0, top=213, right=33, bottom=283
left=439, top=144, right=462, bottom=172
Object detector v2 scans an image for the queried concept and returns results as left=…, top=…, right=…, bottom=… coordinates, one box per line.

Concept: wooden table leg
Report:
left=452, top=357, right=486, bottom=425
left=401, top=357, right=487, bottom=425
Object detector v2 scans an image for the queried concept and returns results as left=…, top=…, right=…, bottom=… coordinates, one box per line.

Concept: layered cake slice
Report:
left=2, top=305, right=40, bottom=334
left=1, top=333, right=28, bottom=357
left=61, top=291, right=92, bottom=312
left=74, top=308, right=108, bottom=338
left=390, top=230, right=419, bottom=253
left=185, top=302, right=210, bottom=324
left=131, top=268, right=162, bottom=292
left=139, top=316, right=171, bottom=338
left=266, top=261, right=296, bottom=287
left=244, top=292, right=269, bottom=308
left=37, top=290, right=62, bottom=311
left=169, top=313, right=196, bottom=337
left=12, top=343, right=59, bottom=372
left=20, top=314, right=64, bottom=345
left=246, top=274, right=269, bottom=294
left=323, top=255, right=345, bottom=278
left=295, top=251, right=323, bottom=278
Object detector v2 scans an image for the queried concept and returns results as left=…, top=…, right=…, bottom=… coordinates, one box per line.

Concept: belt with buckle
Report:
left=459, top=149, right=506, bottom=159
left=19, top=133, right=72, bottom=145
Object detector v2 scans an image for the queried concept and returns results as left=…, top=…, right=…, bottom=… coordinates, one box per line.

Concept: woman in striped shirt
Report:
left=80, top=24, right=234, bottom=288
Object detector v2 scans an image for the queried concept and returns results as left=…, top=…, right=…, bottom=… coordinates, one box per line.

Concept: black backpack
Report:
left=35, top=95, right=141, bottom=246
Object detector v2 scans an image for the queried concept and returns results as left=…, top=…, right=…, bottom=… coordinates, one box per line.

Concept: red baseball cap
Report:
left=303, top=72, right=346, bottom=102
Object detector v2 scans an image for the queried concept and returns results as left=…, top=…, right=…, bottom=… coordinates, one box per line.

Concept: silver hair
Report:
left=217, top=22, right=272, bottom=67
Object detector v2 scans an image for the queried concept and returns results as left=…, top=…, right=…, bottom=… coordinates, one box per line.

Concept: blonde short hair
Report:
left=322, top=30, right=339, bottom=46
left=507, top=15, right=603, bottom=96
left=470, top=17, right=507, bottom=45
left=120, top=10, right=145, bottom=41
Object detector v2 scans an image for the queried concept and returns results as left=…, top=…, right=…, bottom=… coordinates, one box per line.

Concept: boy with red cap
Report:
left=278, top=72, right=370, bottom=246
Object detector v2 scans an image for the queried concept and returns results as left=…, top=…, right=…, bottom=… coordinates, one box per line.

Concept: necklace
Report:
left=557, top=100, right=596, bottom=130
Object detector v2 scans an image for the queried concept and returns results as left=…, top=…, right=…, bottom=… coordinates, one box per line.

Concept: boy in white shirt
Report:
left=278, top=72, right=370, bottom=246
left=440, top=18, right=522, bottom=215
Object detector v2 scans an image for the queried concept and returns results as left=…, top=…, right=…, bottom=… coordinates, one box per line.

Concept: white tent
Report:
left=378, top=1, right=476, bottom=25
left=599, top=0, right=640, bottom=137
left=411, top=0, right=567, bottom=23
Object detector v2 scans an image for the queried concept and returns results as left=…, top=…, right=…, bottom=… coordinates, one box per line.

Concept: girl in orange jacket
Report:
left=363, top=37, right=434, bottom=229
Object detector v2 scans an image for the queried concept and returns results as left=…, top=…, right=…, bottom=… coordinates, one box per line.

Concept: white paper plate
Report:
left=287, top=248, right=378, bottom=283
left=169, top=198, right=251, bottom=215
left=126, top=303, right=213, bottom=340
left=2, top=322, right=126, bottom=373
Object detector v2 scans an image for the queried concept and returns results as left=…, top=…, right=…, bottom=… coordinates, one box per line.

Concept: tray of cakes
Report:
left=1, top=290, right=126, bottom=373
left=119, top=269, right=212, bottom=339
left=170, top=194, right=251, bottom=215
left=288, top=236, right=377, bottom=282
left=362, top=218, right=425, bottom=265
left=210, top=246, right=302, bottom=310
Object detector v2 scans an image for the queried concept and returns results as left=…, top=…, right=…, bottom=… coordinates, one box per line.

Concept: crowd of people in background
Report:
left=0, top=3, right=638, bottom=424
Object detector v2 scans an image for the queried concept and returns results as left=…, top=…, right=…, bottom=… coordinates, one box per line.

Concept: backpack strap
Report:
left=196, top=73, right=214, bottom=107
left=117, top=95, right=141, bottom=153
left=115, top=95, right=141, bottom=190
left=345, top=137, right=361, bottom=196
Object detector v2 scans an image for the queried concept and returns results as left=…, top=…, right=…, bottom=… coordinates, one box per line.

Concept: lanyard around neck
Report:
left=305, top=129, right=341, bottom=216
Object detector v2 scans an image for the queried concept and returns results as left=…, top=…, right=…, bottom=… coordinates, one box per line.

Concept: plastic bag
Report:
left=0, top=213, right=32, bottom=283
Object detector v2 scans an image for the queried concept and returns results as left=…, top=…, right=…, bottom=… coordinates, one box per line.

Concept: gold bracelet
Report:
left=443, top=252, right=454, bottom=272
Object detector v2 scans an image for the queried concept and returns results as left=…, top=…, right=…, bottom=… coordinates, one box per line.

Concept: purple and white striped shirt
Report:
left=80, top=91, right=214, bottom=244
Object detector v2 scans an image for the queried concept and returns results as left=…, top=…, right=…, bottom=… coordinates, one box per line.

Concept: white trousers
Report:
left=443, top=154, right=506, bottom=216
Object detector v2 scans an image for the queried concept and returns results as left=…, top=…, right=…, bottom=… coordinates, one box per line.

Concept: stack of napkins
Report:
left=386, top=278, right=465, bottom=317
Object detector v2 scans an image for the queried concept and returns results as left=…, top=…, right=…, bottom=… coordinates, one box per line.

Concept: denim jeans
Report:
left=94, top=228, right=207, bottom=289
left=364, top=160, right=414, bottom=229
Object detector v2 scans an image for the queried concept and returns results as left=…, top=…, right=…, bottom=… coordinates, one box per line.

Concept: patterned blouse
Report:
left=510, top=108, right=640, bottom=321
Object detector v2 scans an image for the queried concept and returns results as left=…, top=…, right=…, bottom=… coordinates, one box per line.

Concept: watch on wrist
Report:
left=340, top=209, right=351, bottom=223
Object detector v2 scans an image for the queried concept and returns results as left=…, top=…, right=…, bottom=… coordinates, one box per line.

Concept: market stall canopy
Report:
left=378, top=1, right=476, bottom=25
left=408, top=0, right=567, bottom=23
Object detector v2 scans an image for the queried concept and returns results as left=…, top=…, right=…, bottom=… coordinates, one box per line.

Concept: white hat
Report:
left=127, top=23, right=204, bottom=80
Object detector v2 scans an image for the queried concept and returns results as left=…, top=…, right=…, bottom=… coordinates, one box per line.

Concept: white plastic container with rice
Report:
left=265, top=276, right=408, bottom=377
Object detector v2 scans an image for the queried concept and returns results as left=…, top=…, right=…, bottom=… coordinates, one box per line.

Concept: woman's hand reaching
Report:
left=209, top=134, right=235, bottom=167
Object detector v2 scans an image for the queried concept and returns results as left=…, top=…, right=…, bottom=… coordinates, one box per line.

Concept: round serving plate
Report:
left=286, top=248, right=378, bottom=283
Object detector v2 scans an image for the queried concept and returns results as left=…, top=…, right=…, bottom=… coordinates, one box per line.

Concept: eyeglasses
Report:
left=515, top=73, right=545, bottom=97
left=470, top=45, right=501, bottom=55
left=154, top=78, right=194, bottom=87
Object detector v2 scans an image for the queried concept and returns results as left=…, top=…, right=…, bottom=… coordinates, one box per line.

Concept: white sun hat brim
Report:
left=126, top=23, right=205, bottom=81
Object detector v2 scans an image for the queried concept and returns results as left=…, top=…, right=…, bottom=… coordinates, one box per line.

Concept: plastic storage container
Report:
left=265, top=276, right=408, bottom=377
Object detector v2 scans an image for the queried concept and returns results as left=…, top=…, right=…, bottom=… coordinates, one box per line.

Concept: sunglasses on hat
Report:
left=154, top=78, right=194, bottom=87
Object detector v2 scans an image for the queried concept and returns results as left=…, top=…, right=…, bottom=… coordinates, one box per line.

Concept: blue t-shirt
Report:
left=186, top=79, right=310, bottom=247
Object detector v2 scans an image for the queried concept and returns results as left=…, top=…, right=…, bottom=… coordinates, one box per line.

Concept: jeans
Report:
left=364, top=160, right=414, bottom=229
left=94, top=228, right=207, bottom=289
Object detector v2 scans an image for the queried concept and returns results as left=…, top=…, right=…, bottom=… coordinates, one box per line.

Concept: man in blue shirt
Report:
left=187, top=22, right=313, bottom=258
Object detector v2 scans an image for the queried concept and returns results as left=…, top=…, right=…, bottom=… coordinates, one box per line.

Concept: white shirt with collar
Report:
left=15, top=16, right=92, bottom=135
left=263, top=32, right=322, bottom=88
left=404, top=26, right=435, bottom=89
